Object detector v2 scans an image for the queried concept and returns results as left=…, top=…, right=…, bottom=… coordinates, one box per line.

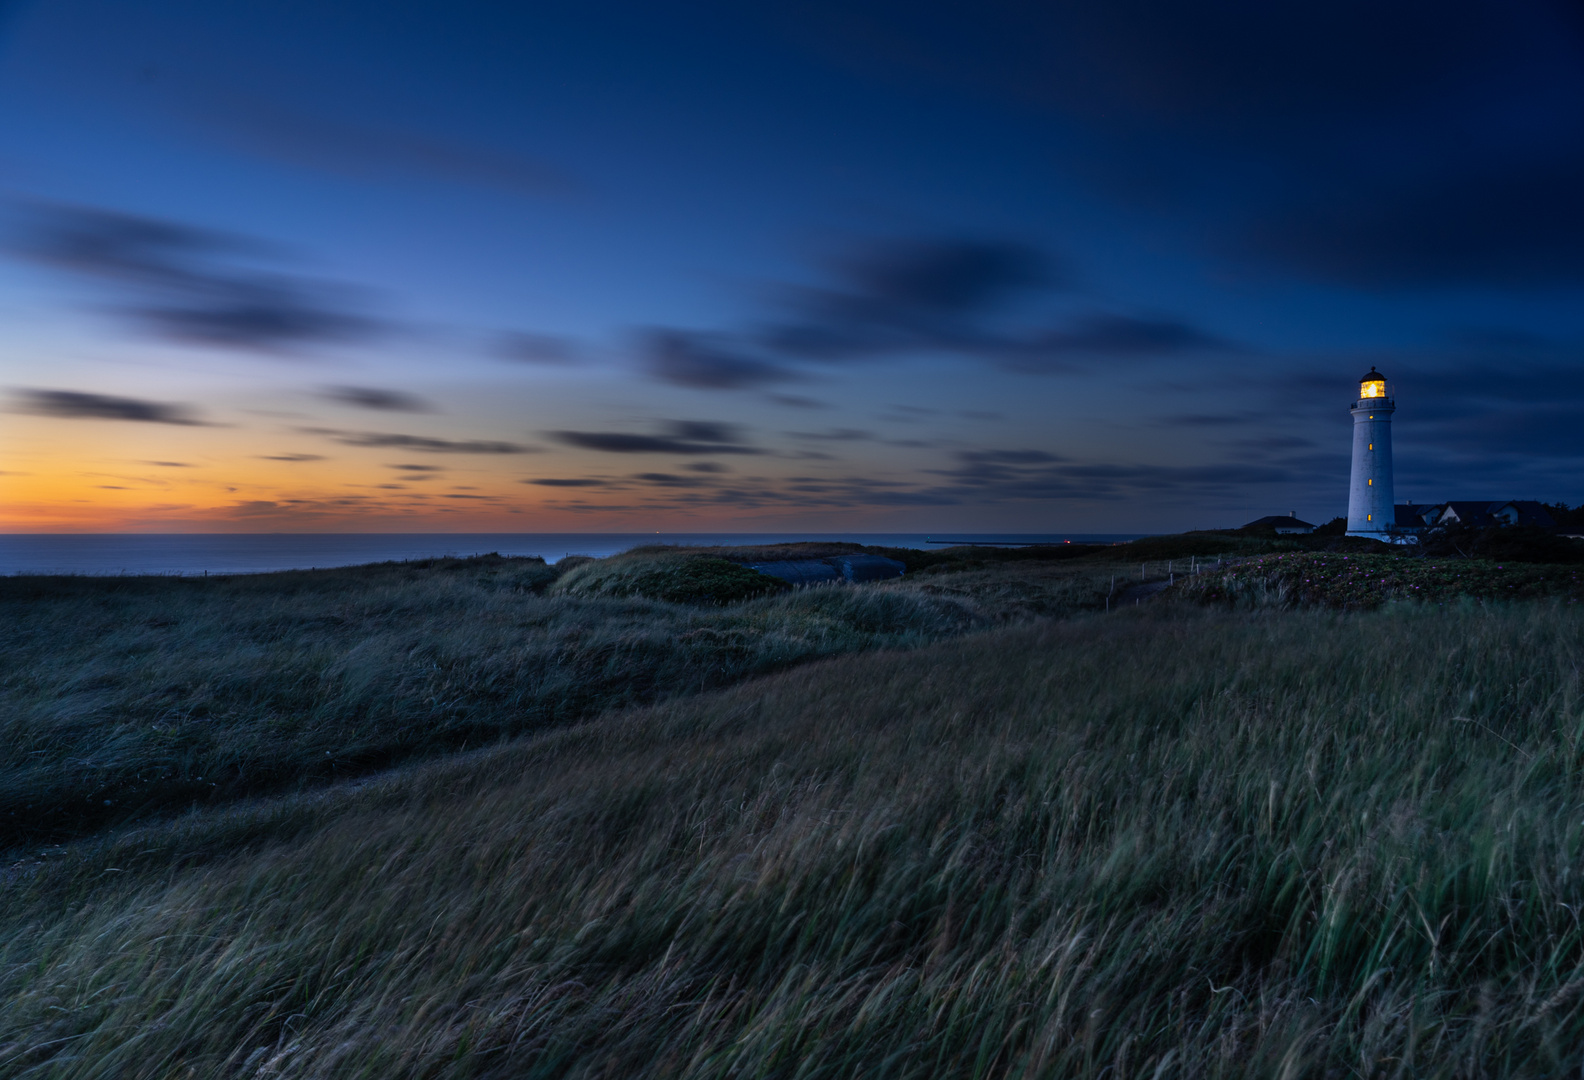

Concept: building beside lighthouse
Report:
left=1347, top=367, right=1396, bottom=538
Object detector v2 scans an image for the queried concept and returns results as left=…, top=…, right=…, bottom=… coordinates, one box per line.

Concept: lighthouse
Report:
left=1346, top=367, right=1395, bottom=538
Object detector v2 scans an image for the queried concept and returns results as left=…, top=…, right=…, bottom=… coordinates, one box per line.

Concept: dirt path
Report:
left=1112, top=578, right=1174, bottom=606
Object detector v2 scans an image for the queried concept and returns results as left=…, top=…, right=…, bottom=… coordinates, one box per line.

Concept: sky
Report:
left=1, top=0, right=1582, bottom=534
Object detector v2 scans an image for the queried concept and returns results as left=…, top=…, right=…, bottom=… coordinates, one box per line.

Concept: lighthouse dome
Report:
left=1359, top=367, right=1386, bottom=383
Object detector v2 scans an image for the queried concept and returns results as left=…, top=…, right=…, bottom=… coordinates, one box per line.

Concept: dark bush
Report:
left=555, top=555, right=791, bottom=605
left=1421, top=525, right=1584, bottom=564
left=506, top=559, right=561, bottom=593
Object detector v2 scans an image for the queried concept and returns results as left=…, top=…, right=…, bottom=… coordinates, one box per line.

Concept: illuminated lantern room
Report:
left=1359, top=367, right=1388, bottom=400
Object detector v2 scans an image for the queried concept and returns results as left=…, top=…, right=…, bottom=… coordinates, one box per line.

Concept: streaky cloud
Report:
left=301, top=427, right=538, bottom=454
left=787, top=428, right=875, bottom=441
left=320, top=385, right=435, bottom=412
left=11, top=389, right=210, bottom=425
left=631, top=472, right=708, bottom=487
left=645, top=236, right=1234, bottom=389
left=550, top=420, right=762, bottom=455
left=644, top=329, right=798, bottom=388
left=5, top=201, right=387, bottom=352
left=762, top=236, right=1057, bottom=361
left=551, top=431, right=764, bottom=455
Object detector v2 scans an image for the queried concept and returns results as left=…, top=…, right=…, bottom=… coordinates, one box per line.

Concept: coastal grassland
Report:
left=5, top=602, right=1584, bottom=1076
left=0, top=554, right=1116, bottom=845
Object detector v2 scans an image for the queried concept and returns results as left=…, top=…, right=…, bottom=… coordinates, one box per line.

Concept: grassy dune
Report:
left=5, top=601, right=1584, bottom=1076
left=0, top=554, right=1116, bottom=846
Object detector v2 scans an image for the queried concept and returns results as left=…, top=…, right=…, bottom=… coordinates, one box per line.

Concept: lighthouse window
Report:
left=1369, top=443, right=1373, bottom=450
left=1367, top=514, right=1372, bottom=521
left=1368, top=479, right=1372, bottom=485
left=1361, top=379, right=1386, bottom=398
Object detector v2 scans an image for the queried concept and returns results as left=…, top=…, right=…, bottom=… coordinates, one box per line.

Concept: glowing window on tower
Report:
left=1368, top=479, right=1373, bottom=485
left=1369, top=443, right=1373, bottom=450
left=1368, top=514, right=1373, bottom=521
left=1361, top=379, right=1386, bottom=398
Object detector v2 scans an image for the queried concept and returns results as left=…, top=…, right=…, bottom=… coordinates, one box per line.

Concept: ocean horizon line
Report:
left=0, top=532, right=1153, bottom=577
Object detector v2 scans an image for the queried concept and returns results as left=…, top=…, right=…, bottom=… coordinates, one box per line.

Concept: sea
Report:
left=0, top=533, right=1148, bottom=576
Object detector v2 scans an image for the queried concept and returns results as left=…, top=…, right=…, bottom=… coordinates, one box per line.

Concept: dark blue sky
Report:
left=2, top=0, right=1582, bottom=531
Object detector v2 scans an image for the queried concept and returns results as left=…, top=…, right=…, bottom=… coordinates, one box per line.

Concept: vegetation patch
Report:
left=1178, top=551, right=1584, bottom=609
left=1420, top=524, right=1584, bottom=564
left=552, top=552, right=789, bottom=605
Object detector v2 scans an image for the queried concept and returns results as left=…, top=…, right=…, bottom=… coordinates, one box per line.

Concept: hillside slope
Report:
left=0, top=554, right=1114, bottom=846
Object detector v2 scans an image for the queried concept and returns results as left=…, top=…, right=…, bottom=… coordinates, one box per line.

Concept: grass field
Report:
left=5, top=591, right=1584, bottom=1076
left=0, top=552, right=1117, bottom=846
left=7, top=544, right=1584, bottom=1076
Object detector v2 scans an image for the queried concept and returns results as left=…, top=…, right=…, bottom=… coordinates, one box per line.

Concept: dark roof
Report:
left=1438, top=497, right=1495, bottom=519
left=1360, top=366, right=1386, bottom=383
left=1243, top=515, right=1315, bottom=530
left=1499, top=500, right=1557, bottom=528
left=1434, top=501, right=1557, bottom=529
left=1395, top=504, right=1435, bottom=527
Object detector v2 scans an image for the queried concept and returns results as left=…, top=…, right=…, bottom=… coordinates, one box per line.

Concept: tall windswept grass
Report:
left=3, top=602, right=1584, bottom=1076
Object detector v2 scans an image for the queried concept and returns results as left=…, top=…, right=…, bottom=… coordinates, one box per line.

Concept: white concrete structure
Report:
left=1346, top=368, right=1395, bottom=537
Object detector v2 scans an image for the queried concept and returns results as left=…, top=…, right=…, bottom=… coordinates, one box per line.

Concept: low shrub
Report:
left=1179, top=551, right=1584, bottom=609
left=1109, top=532, right=1325, bottom=561
left=504, top=556, right=561, bottom=593
left=1421, top=524, right=1584, bottom=564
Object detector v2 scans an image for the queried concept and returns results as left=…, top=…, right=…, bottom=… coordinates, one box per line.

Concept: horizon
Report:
left=0, top=528, right=1154, bottom=575
left=2, top=2, right=1581, bottom=533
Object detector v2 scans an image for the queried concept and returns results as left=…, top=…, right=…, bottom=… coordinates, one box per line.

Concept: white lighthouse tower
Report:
left=1346, top=367, right=1395, bottom=538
